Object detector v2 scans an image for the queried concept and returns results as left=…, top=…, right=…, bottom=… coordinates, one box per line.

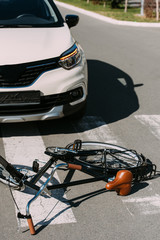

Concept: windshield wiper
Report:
left=0, top=24, right=33, bottom=28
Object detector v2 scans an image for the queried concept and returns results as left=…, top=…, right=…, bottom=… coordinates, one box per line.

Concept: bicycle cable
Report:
left=7, top=174, right=23, bottom=232
left=8, top=180, right=20, bottom=212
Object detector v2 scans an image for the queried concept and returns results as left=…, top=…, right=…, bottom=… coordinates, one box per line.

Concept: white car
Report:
left=0, top=0, right=88, bottom=123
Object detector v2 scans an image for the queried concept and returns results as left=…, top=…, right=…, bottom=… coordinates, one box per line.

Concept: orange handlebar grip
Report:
left=27, top=216, right=36, bottom=235
left=67, top=163, right=82, bottom=170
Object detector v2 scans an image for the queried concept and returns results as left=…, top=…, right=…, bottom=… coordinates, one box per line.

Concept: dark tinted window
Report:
left=0, top=0, right=64, bottom=27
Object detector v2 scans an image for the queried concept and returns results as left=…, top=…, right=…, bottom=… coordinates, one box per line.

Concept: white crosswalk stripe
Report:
left=122, top=194, right=160, bottom=216
left=135, top=115, right=160, bottom=140
left=71, top=116, right=120, bottom=144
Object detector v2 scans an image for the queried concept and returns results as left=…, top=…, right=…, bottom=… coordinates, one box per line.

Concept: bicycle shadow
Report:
left=23, top=180, right=150, bottom=234
left=13, top=164, right=68, bottom=201
left=22, top=187, right=107, bottom=234
left=130, top=182, right=149, bottom=195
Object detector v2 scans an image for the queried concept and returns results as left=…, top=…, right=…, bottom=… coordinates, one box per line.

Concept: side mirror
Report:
left=65, top=15, right=79, bottom=28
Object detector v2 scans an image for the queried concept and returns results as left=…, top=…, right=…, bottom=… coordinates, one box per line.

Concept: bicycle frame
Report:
left=24, top=156, right=108, bottom=192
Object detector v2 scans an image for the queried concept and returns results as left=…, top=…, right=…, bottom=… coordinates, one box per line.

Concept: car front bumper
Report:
left=0, top=82, right=87, bottom=123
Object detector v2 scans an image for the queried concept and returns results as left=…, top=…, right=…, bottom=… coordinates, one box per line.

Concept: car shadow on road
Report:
left=86, top=59, right=141, bottom=124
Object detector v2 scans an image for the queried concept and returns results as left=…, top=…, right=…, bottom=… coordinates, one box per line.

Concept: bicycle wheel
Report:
left=66, top=141, right=153, bottom=180
left=0, top=156, right=23, bottom=189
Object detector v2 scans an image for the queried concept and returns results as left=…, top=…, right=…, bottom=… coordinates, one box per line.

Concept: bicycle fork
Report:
left=25, top=162, right=82, bottom=235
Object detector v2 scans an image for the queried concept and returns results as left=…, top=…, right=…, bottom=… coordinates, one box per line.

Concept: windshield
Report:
left=0, top=0, right=64, bottom=27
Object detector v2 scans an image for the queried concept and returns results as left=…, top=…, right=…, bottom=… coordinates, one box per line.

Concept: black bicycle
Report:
left=0, top=139, right=157, bottom=235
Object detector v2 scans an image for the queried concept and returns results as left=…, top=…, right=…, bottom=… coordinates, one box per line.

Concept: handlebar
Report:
left=27, top=215, right=36, bottom=235
left=67, top=163, right=82, bottom=170
left=25, top=162, right=82, bottom=234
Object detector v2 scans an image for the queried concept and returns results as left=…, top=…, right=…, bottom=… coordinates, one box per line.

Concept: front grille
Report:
left=0, top=87, right=83, bottom=116
left=0, top=58, right=60, bottom=87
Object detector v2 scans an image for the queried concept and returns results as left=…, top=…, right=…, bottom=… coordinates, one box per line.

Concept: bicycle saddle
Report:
left=106, top=170, right=133, bottom=196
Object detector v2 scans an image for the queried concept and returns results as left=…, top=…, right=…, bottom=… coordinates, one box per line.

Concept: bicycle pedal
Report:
left=73, top=139, right=82, bottom=151
left=32, top=160, right=39, bottom=173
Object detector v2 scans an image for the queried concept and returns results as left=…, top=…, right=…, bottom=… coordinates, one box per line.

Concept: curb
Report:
left=55, top=1, right=160, bottom=28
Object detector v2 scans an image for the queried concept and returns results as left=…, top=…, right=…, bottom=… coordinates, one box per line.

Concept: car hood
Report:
left=0, top=24, right=75, bottom=65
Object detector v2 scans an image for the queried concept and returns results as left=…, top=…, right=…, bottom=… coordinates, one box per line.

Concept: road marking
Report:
left=122, top=194, right=160, bottom=215
left=1, top=123, right=76, bottom=228
left=135, top=115, right=160, bottom=140
left=72, top=116, right=119, bottom=144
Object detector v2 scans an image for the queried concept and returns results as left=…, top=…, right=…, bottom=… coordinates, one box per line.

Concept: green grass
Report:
left=57, top=0, right=160, bottom=22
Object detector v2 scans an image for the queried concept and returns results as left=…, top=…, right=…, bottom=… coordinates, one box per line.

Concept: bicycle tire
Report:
left=0, top=155, right=23, bottom=188
left=66, top=141, right=153, bottom=180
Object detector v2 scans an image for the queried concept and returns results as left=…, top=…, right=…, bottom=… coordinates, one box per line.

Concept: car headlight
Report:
left=59, top=43, right=81, bottom=70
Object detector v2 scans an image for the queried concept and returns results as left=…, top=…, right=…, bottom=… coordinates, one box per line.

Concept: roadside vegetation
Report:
left=57, top=0, right=160, bottom=22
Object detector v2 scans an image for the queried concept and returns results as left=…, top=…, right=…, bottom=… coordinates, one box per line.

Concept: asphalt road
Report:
left=1, top=4, right=160, bottom=240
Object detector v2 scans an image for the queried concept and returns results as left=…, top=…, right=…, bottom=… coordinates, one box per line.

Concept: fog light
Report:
left=70, top=88, right=83, bottom=101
